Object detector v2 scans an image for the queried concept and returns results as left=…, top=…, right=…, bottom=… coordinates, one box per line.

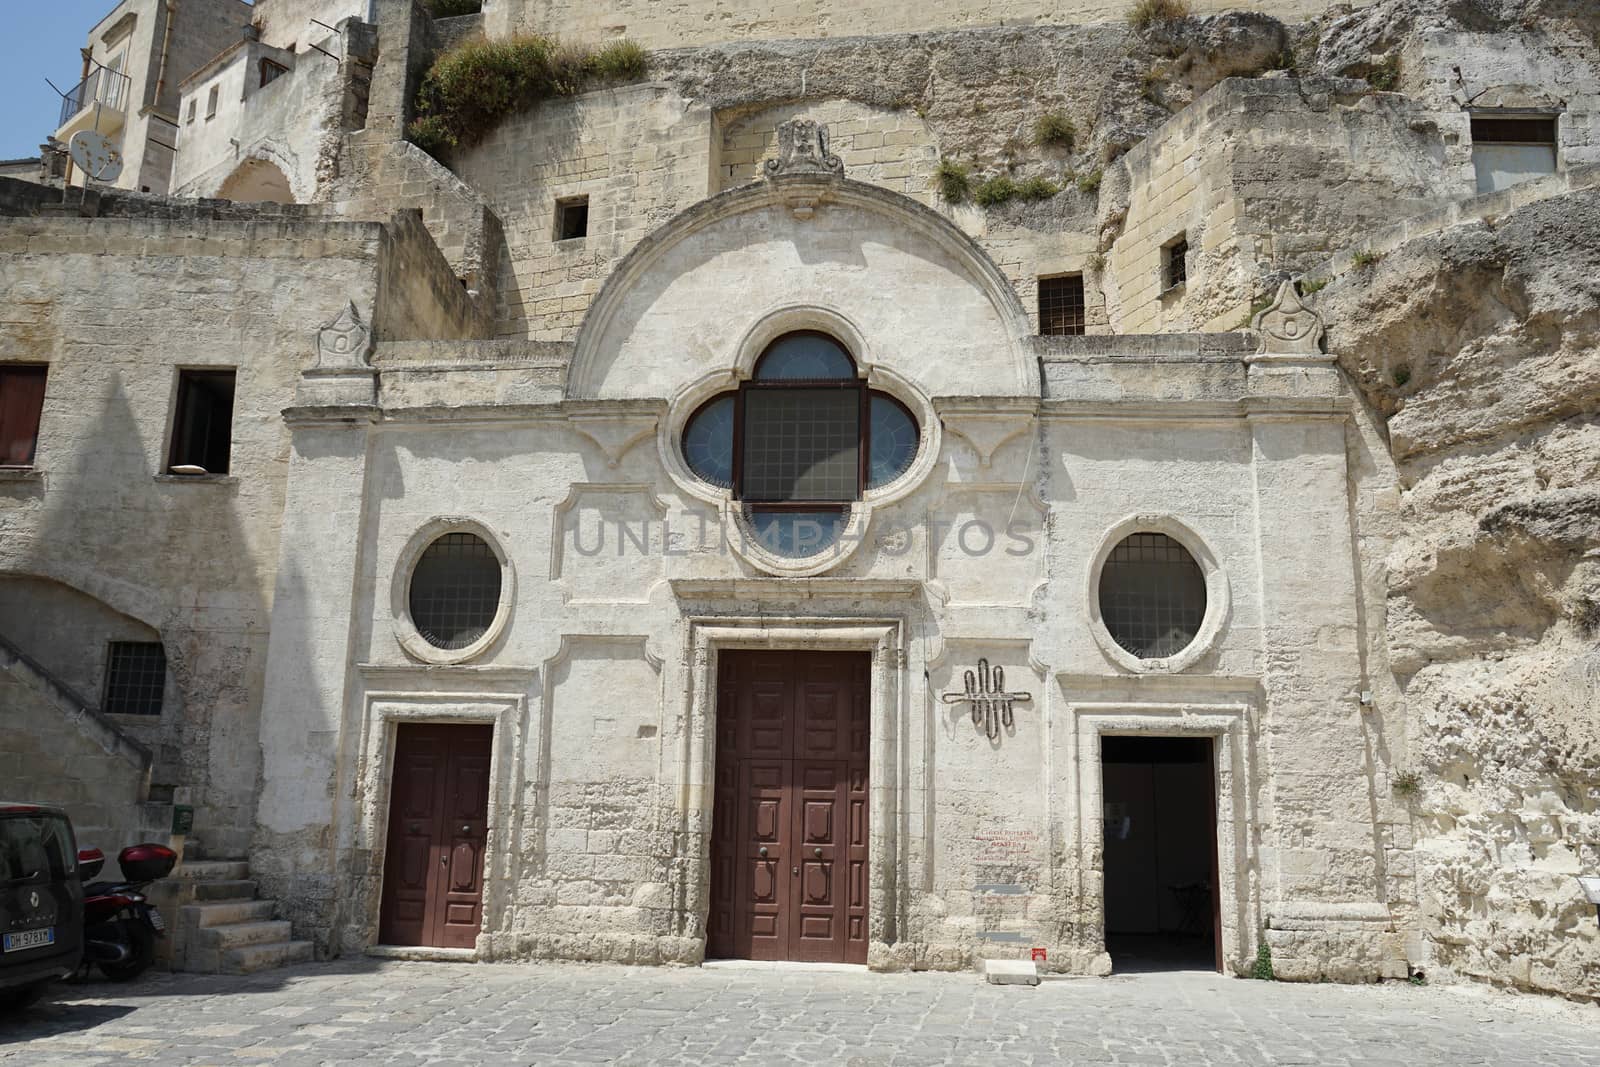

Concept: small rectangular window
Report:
left=555, top=196, right=589, bottom=241
left=0, top=364, right=48, bottom=468
left=1038, top=274, right=1086, bottom=336
left=185, top=99, right=196, bottom=124
left=1471, top=114, right=1558, bottom=194
left=103, top=642, right=166, bottom=716
left=259, top=58, right=288, bottom=88
left=206, top=84, right=219, bottom=119
left=1163, top=235, right=1188, bottom=292
left=168, top=369, right=236, bottom=475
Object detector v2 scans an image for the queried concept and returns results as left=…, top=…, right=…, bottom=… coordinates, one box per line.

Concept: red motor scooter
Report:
left=75, top=843, right=177, bottom=981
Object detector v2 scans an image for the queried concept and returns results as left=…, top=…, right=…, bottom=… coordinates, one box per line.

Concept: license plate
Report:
left=148, top=908, right=165, bottom=933
left=2, top=927, right=55, bottom=952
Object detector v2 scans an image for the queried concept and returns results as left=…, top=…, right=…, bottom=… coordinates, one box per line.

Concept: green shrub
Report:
left=1017, top=176, right=1061, bottom=201
left=423, top=0, right=483, bottom=15
left=936, top=160, right=971, bottom=204
left=407, top=34, right=647, bottom=154
left=1035, top=112, right=1076, bottom=150
left=1392, top=769, right=1422, bottom=796
left=1127, top=0, right=1192, bottom=31
left=1076, top=168, right=1102, bottom=194
left=1299, top=277, right=1329, bottom=295
left=1252, top=938, right=1275, bottom=980
left=589, top=39, right=648, bottom=80
left=1366, top=55, right=1400, bottom=91
left=1352, top=248, right=1382, bottom=268
left=973, top=175, right=1019, bottom=207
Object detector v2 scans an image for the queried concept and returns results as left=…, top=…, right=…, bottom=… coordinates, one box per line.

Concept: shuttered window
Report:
left=0, top=364, right=47, bottom=468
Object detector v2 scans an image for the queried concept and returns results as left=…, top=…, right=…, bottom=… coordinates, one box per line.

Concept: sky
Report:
left=0, top=1, right=253, bottom=160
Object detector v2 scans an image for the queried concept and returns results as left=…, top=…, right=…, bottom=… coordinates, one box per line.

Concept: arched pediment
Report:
left=568, top=174, right=1036, bottom=400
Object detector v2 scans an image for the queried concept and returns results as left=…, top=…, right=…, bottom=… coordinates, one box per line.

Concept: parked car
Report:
left=0, top=803, right=85, bottom=1009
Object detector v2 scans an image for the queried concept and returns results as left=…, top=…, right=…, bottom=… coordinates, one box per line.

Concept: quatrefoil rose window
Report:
left=680, top=332, right=920, bottom=557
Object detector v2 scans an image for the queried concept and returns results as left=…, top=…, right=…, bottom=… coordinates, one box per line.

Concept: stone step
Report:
left=201, top=920, right=293, bottom=950
left=193, top=879, right=258, bottom=901
left=221, top=939, right=314, bottom=975
left=183, top=899, right=277, bottom=928
left=177, top=860, right=251, bottom=882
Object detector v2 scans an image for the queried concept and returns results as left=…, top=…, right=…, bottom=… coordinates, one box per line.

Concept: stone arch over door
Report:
left=218, top=157, right=295, bottom=204
left=568, top=176, right=1036, bottom=401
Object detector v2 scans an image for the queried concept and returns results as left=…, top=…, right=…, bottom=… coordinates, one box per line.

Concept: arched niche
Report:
left=218, top=157, right=295, bottom=205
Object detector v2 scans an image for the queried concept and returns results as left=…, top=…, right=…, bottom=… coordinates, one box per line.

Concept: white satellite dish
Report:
left=69, top=130, right=123, bottom=183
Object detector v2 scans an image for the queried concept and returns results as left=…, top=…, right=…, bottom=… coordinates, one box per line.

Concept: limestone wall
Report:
left=250, top=0, right=368, bottom=52
left=485, top=0, right=1374, bottom=50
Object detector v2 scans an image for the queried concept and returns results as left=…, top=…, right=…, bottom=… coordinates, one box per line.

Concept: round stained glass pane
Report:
left=1097, top=532, right=1206, bottom=659
left=867, top=394, right=918, bottom=489
left=683, top=395, right=735, bottom=488
left=743, top=507, right=848, bottom=558
left=409, top=533, right=502, bottom=650
left=753, top=333, right=856, bottom=380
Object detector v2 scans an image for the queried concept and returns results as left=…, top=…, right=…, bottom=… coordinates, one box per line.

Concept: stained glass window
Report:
left=867, top=394, right=918, bottom=489
left=683, top=395, right=735, bottom=488
left=752, top=332, right=856, bottom=380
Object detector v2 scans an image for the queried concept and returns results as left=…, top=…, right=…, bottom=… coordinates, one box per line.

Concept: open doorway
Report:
left=1101, top=735, right=1219, bottom=972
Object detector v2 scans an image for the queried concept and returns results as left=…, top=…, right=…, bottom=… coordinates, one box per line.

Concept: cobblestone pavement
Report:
left=3, top=960, right=1598, bottom=1066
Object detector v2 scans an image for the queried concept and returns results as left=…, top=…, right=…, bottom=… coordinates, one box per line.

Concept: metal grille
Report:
left=409, top=533, right=503, bottom=650
left=1038, top=275, right=1086, bottom=336
left=741, top=388, right=860, bottom=502
left=1098, top=533, right=1206, bottom=659
left=1164, top=237, right=1188, bottom=290
left=104, top=642, right=166, bottom=716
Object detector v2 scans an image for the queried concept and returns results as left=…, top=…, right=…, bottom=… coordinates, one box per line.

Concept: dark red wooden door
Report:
left=708, top=651, right=869, bottom=963
left=380, top=723, right=493, bottom=949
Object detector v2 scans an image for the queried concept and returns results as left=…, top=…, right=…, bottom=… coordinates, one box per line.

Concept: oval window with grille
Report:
left=408, top=532, right=503, bottom=650
left=1097, top=532, right=1207, bottom=659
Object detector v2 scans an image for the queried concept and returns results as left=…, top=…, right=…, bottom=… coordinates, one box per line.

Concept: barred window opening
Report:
left=409, top=532, right=502, bottom=650
left=1099, top=532, right=1206, bottom=659
left=104, top=641, right=166, bottom=716
left=1038, top=275, right=1085, bottom=336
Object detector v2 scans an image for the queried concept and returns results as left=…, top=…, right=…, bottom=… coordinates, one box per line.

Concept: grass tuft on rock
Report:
left=1034, top=112, right=1076, bottom=150
left=1076, top=169, right=1102, bottom=194
left=973, top=175, right=1020, bottom=206
left=1127, top=0, right=1192, bottom=31
left=406, top=34, right=648, bottom=155
left=1017, top=176, right=1061, bottom=201
left=1252, top=938, right=1275, bottom=980
left=936, top=160, right=971, bottom=204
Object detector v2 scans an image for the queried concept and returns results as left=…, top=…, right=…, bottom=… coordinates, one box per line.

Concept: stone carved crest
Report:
left=763, top=119, right=844, bottom=179
left=314, top=301, right=373, bottom=371
left=1252, top=280, right=1325, bottom=355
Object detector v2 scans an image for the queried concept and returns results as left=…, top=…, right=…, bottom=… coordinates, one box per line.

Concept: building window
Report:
left=259, top=58, right=288, bottom=88
left=168, top=369, right=235, bottom=475
left=554, top=196, right=589, bottom=241
left=0, top=364, right=48, bottom=468
left=680, top=332, right=920, bottom=557
left=1471, top=113, right=1558, bottom=194
left=205, top=84, right=219, bottom=119
left=408, top=533, right=503, bottom=650
left=185, top=100, right=196, bottom=124
left=1038, top=274, right=1086, bottom=336
left=103, top=642, right=166, bottom=716
left=1098, top=532, right=1206, bottom=659
left=1162, top=235, right=1188, bottom=292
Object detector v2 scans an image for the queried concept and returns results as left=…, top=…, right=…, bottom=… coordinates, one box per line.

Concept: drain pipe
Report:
left=152, top=0, right=177, bottom=110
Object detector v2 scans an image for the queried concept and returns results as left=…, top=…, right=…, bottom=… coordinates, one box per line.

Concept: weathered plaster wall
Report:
left=250, top=0, right=368, bottom=53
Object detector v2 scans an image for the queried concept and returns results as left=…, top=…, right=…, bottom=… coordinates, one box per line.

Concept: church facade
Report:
left=4, top=0, right=1597, bottom=994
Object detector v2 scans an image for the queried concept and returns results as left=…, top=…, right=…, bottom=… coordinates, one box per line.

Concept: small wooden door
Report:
left=708, top=651, right=869, bottom=964
left=379, top=723, right=493, bottom=949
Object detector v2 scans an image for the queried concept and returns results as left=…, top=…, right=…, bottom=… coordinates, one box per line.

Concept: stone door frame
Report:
left=348, top=685, right=528, bottom=961
left=683, top=617, right=904, bottom=965
left=1069, top=699, right=1258, bottom=975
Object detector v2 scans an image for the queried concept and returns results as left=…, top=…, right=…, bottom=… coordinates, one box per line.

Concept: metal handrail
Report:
left=57, top=65, right=132, bottom=127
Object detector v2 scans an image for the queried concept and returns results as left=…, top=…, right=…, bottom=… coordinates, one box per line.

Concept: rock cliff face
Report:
left=1321, top=188, right=1600, bottom=1000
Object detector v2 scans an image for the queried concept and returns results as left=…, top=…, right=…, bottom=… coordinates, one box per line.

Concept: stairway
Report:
left=171, top=861, right=314, bottom=974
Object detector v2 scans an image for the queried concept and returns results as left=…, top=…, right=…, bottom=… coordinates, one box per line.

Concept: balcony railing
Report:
left=58, top=65, right=132, bottom=128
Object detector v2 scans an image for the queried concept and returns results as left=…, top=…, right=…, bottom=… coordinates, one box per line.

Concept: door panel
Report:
left=708, top=651, right=870, bottom=963
left=379, top=723, right=493, bottom=949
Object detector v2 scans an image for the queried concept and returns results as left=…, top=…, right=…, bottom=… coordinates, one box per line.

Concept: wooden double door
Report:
left=708, top=650, right=870, bottom=964
left=379, top=723, right=493, bottom=949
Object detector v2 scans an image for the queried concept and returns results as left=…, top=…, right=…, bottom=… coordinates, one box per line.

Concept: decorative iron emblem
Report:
left=942, top=659, right=1032, bottom=740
